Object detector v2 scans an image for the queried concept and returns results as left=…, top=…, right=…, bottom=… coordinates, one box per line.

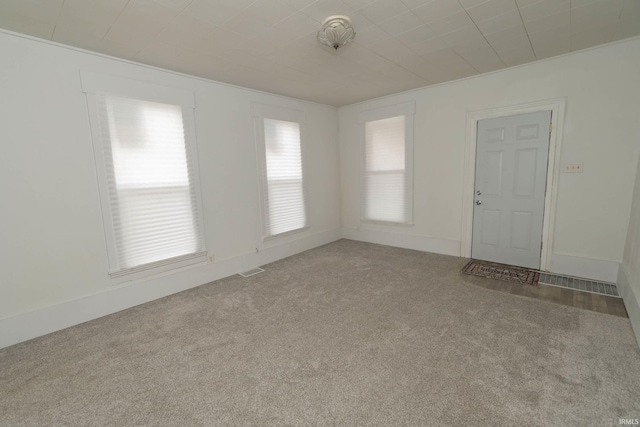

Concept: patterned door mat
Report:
left=462, top=260, right=539, bottom=285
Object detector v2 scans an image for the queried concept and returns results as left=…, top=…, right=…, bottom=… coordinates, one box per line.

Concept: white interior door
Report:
left=472, top=110, right=552, bottom=269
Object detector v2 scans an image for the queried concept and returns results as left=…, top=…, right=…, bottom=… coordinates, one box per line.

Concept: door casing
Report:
left=461, top=98, right=566, bottom=271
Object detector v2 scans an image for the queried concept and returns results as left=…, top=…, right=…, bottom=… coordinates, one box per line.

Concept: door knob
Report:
left=476, top=200, right=482, bottom=205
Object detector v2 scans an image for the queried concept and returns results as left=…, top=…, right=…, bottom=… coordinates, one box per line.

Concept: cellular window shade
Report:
left=364, top=115, right=409, bottom=223
left=97, top=94, right=204, bottom=273
left=262, top=118, right=307, bottom=237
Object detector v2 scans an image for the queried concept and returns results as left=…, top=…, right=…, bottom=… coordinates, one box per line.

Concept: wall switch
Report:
left=563, top=163, right=583, bottom=173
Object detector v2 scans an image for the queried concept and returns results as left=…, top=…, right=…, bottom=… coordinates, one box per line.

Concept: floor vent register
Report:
left=238, top=267, right=265, bottom=278
left=538, top=273, right=619, bottom=297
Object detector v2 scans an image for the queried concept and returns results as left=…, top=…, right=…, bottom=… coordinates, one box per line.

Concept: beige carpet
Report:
left=1, top=240, right=639, bottom=426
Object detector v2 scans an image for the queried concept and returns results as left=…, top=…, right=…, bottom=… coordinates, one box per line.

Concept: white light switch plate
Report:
left=563, top=163, right=583, bottom=173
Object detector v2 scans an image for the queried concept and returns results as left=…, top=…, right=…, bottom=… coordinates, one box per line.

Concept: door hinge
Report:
left=549, top=123, right=552, bottom=134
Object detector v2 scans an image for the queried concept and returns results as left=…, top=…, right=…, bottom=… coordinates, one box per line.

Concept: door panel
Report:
left=510, top=211, right=533, bottom=250
left=481, top=210, right=501, bottom=246
left=516, top=123, right=540, bottom=140
left=472, top=111, right=551, bottom=269
left=514, top=148, right=537, bottom=197
left=485, top=127, right=506, bottom=143
left=484, top=151, right=503, bottom=196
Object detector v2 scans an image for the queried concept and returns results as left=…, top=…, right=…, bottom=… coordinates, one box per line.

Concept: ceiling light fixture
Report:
left=317, top=15, right=355, bottom=51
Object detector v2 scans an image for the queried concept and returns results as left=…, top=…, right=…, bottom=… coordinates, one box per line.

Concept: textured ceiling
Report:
left=1, top=0, right=639, bottom=106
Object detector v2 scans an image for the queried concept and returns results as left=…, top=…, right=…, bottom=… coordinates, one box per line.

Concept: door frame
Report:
left=460, top=98, right=566, bottom=271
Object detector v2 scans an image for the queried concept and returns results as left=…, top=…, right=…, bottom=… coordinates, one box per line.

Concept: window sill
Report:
left=360, top=219, right=414, bottom=227
left=109, top=251, right=208, bottom=283
left=263, top=226, right=310, bottom=242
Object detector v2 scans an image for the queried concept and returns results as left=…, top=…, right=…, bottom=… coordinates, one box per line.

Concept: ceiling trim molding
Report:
left=2, top=27, right=639, bottom=110
left=337, top=35, right=640, bottom=110
left=0, top=28, right=338, bottom=110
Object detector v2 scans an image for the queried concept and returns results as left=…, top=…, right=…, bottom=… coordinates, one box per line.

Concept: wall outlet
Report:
left=563, top=163, right=583, bottom=173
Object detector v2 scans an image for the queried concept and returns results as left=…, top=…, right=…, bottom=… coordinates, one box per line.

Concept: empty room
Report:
left=1, top=0, right=640, bottom=425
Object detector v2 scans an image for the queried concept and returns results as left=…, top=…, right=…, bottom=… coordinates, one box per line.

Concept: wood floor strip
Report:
left=463, top=273, right=628, bottom=318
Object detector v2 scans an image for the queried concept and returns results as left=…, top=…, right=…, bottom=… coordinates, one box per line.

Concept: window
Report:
left=254, top=104, right=308, bottom=239
left=359, top=102, right=415, bottom=224
left=82, top=72, right=206, bottom=278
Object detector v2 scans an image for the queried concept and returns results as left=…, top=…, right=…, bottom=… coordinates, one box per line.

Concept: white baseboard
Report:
left=0, top=228, right=341, bottom=350
left=617, top=265, right=640, bottom=347
left=549, top=254, right=619, bottom=282
left=254, top=227, right=342, bottom=267
left=341, top=226, right=460, bottom=257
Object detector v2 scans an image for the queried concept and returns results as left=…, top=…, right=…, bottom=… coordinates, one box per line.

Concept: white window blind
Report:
left=97, top=94, right=205, bottom=274
left=261, top=118, right=307, bottom=238
left=363, top=115, right=412, bottom=223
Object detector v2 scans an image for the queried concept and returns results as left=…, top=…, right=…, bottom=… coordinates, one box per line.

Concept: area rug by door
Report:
left=462, top=260, right=539, bottom=285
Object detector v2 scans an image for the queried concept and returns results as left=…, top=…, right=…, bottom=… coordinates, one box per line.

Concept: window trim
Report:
left=358, top=101, right=415, bottom=226
left=81, top=70, right=207, bottom=281
left=253, top=103, right=309, bottom=242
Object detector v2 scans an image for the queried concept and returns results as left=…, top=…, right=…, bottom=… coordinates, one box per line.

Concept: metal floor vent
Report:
left=238, top=267, right=265, bottom=278
left=538, top=273, right=620, bottom=297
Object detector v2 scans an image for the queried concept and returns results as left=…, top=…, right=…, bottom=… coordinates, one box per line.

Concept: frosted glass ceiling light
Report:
left=317, top=15, right=355, bottom=51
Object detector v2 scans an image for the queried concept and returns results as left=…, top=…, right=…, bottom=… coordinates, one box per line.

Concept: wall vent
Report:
left=239, top=267, right=265, bottom=278
left=538, top=273, right=619, bottom=297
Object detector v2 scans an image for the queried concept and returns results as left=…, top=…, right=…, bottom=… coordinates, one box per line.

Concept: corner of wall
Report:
left=617, top=265, right=640, bottom=347
left=341, top=226, right=460, bottom=257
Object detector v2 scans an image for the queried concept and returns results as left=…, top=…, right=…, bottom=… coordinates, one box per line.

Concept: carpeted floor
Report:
left=1, top=240, right=639, bottom=426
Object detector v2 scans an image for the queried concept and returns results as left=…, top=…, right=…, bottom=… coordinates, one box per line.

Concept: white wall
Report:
left=619, top=152, right=640, bottom=346
left=0, top=31, right=341, bottom=348
left=339, top=37, right=640, bottom=281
